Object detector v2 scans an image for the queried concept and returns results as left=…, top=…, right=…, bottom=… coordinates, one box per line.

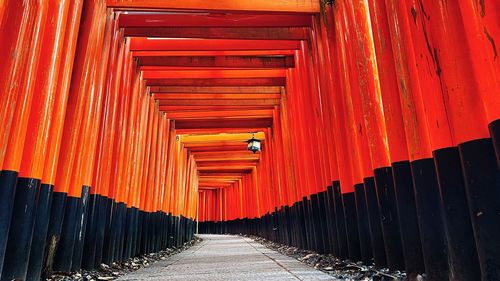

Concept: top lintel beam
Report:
left=129, top=38, right=302, bottom=51
left=118, top=13, right=312, bottom=27
left=107, top=0, right=320, bottom=13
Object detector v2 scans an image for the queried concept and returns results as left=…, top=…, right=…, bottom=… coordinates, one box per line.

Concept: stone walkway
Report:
left=117, top=234, right=336, bottom=281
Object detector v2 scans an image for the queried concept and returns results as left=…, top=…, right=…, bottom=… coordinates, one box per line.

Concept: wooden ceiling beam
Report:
left=192, top=151, right=260, bottom=157
left=197, top=166, right=255, bottom=171
left=142, top=69, right=285, bottom=79
left=147, top=78, right=285, bottom=87
left=129, top=38, right=301, bottom=51
left=197, top=160, right=259, bottom=166
left=159, top=99, right=280, bottom=106
left=176, top=128, right=266, bottom=134
left=166, top=109, right=273, bottom=119
left=150, top=86, right=282, bottom=93
left=174, top=118, right=272, bottom=129
left=160, top=106, right=274, bottom=113
left=199, top=172, right=244, bottom=177
left=153, top=93, right=281, bottom=100
left=139, top=56, right=294, bottom=68
left=132, top=50, right=296, bottom=56
left=124, top=27, right=307, bottom=40
left=181, top=132, right=265, bottom=142
left=119, top=13, right=312, bottom=27
left=195, top=157, right=259, bottom=162
left=107, top=0, right=320, bottom=13
left=188, top=146, right=251, bottom=153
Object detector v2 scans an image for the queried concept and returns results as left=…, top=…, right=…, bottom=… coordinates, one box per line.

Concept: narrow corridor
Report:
left=117, top=235, right=334, bottom=281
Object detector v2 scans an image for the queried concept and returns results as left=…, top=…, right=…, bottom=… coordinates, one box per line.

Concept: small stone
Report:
left=302, top=253, right=315, bottom=260
left=97, top=277, right=116, bottom=280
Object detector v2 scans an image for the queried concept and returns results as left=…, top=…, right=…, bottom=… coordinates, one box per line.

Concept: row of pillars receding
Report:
left=0, top=1, right=200, bottom=280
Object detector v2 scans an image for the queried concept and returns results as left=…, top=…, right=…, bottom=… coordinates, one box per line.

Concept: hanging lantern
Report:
left=246, top=133, right=261, bottom=154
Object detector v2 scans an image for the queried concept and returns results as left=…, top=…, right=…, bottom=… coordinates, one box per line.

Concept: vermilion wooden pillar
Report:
left=81, top=19, right=124, bottom=270
left=311, top=10, right=343, bottom=257
left=366, top=0, right=423, bottom=274
left=7, top=0, right=73, bottom=278
left=416, top=1, right=499, bottom=280
left=71, top=8, right=112, bottom=272
left=385, top=0, right=452, bottom=279
left=50, top=1, right=106, bottom=273
left=37, top=0, right=85, bottom=278
left=0, top=1, right=48, bottom=279
left=25, top=0, right=73, bottom=279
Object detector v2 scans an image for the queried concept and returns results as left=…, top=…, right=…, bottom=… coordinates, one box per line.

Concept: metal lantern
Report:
left=246, top=133, right=261, bottom=154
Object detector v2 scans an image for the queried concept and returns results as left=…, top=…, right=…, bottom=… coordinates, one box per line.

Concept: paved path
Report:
left=117, top=234, right=336, bottom=281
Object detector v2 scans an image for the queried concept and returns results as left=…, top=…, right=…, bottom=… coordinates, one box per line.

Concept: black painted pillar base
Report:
left=343, top=192, right=361, bottom=262
left=284, top=206, right=292, bottom=246
left=1, top=177, right=40, bottom=281
left=354, top=184, right=372, bottom=264
left=411, top=158, right=450, bottom=281
left=310, top=194, right=325, bottom=254
left=326, top=186, right=339, bottom=256
left=123, top=207, right=134, bottom=260
left=0, top=170, right=17, bottom=277
left=72, top=186, right=91, bottom=272
left=332, top=182, right=348, bottom=259
left=102, top=199, right=116, bottom=265
left=94, top=196, right=110, bottom=267
left=301, top=197, right=312, bottom=250
left=305, top=197, right=316, bottom=251
left=139, top=210, right=147, bottom=255
left=26, top=184, right=54, bottom=281
left=81, top=193, right=100, bottom=270
left=391, top=161, right=425, bottom=276
left=373, top=167, right=405, bottom=271
left=53, top=195, right=79, bottom=272
left=41, top=191, right=67, bottom=279
left=433, top=147, right=481, bottom=280
left=459, top=138, right=500, bottom=281
left=317, top=191, right=330, bottom=253
left=115, top=203, right=126, bottom=261
left=131, top=208, right=139, bottom=256
left=297, top=202, right=307, bottom=250
left=167, top=213, right=174, bottom=248
left=363, top=177, right=386, bottom=267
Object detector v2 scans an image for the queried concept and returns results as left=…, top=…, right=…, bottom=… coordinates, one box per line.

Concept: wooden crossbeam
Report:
left=153, top=93, right=281, bottom=100
left=199, top=172, right=246, bottom=177
left=174, top=118, right=272, bottom=130
left=139, top=56, right=294, bottom=68
left=107, top=0, right=320, bottom=13
left=124, top=27, right=308, bottom=40
left=129, top=38, right=301, bottom=51
left=150, top=86, right=282, bottom=93
left=166, top=109, right=273, bottom=119
left=119, top=13, right=312, bottom=27
left=146, top=78, right=285, bottom=86
left=176, top=128, right=266, bottom=134
left=142, top=69, right=285, bottom=79
left=160, top=106, right=274, bottom=113
left=159, top=99, right=280, bottom=106
left=181, top=132, right=265, bottom=142
left=132, top=50, right=296, bottom=56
